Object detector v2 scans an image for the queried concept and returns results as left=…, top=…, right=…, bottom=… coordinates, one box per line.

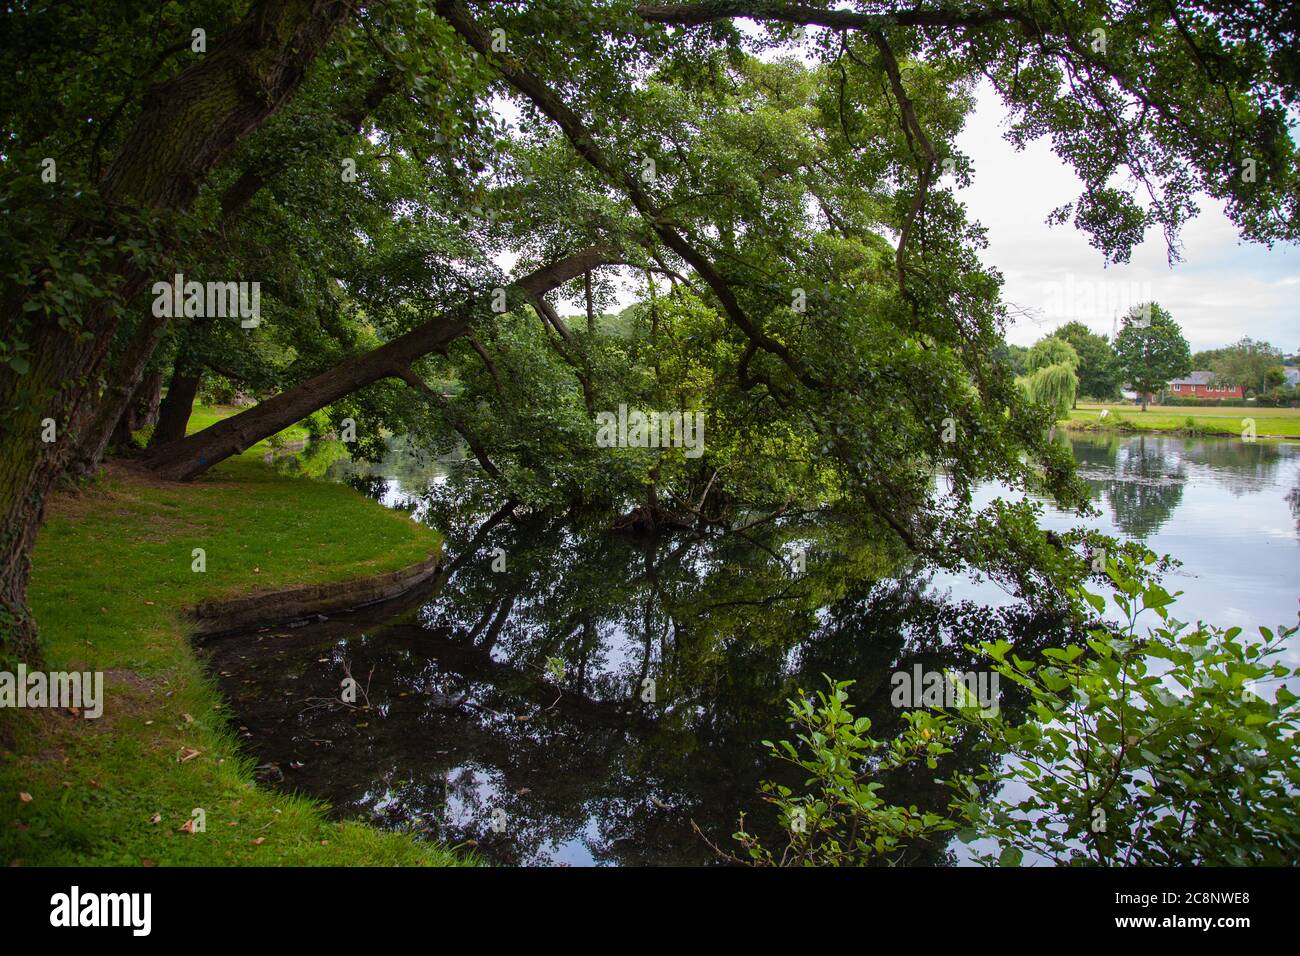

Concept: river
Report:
left=204, top=433, right=1300, bottom=865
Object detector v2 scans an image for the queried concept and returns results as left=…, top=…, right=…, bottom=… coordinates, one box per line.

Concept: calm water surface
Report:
left=204, top=434, right=1300, bottom=865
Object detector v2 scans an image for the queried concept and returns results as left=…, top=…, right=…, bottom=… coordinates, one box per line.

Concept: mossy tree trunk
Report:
left=150, top=369, right=204, bottom=449
left=0, top=0, right=356, bottom=664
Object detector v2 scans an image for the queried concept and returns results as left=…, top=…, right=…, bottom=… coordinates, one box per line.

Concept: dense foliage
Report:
left=1056, top=321, right=1121, bottom=402
left=738, top=552, right=1300, bottom=866
left=3, top=1, right=1298, bottom=664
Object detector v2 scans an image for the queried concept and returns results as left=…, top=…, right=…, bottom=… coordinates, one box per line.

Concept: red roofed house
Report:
left=1167, top=371, right=1245, bottom=399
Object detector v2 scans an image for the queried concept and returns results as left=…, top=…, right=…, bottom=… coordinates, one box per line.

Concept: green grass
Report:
left=1, top=446, right=471, bottom=866
left=1064, top=402, right=1300, bottom=439
left=186, top=403, right=312, bottom=448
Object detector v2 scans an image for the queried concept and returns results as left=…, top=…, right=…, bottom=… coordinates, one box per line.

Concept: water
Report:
left=206, top=434, right=1300, bottom=865
left=940, top=434, right=1300, bottom=637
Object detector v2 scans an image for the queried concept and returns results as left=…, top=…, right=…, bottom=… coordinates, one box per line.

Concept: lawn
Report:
left=1065, top=402, right=1300, bottom=439
left=0, top=447, right=470, bottom=866
left=185, top=403, right=313, bottom=447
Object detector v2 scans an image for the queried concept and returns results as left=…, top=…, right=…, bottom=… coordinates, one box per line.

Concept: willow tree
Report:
left=1027, top=336, right=1079, bottom=374
left=1056, top=321, right=1120, bottom=403
left=1022, top=362, right=1079, bottom=421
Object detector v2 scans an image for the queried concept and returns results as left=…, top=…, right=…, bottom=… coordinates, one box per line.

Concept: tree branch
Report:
left=436, top=0, right=824, bottom=390
left=394, top=365, right=503, bottom=480
left=636, top=2, right=1039, bottom=34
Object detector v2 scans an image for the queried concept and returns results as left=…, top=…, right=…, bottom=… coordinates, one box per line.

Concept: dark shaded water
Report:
left=204, top=434, right=1300, bottom=866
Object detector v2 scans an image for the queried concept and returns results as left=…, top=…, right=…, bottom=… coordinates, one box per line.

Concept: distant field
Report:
left=1066, top=402, right=1300, bottom=439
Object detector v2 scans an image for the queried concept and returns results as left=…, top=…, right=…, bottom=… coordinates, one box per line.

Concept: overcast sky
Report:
left=955, top=82, right=1299, bottom=353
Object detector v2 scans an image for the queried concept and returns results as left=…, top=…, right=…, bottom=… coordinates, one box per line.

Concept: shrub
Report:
left=738, top=551, right=1300, bottom=865
left=727, top=681, right=956, bottom=866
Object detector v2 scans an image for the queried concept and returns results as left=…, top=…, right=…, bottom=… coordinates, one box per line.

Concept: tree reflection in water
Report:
left=204, top=496, right=1082, bottom=866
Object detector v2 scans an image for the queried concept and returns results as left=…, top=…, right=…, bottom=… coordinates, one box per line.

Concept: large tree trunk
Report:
left=150, top=370, right=203, bottom=448
left=108, top=369, right=165, bottom=453
left=71, top=67, right=399, bottom=482
left=140, top=247, right=616, bottom=481
left=0, top=0, right=356, bottom=663
left=73, top=316, right=172, bottom=473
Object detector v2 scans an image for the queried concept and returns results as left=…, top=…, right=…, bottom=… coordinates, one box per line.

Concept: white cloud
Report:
left=954, top=82, right=1299, bottom=352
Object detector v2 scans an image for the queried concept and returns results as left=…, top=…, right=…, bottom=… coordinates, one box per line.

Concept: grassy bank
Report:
left=1, top=447, right=469, bottom=866
left=1063, top=402, right=1300, bottom=439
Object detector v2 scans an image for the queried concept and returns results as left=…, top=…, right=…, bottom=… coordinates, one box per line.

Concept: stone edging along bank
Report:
left=187, top=552, right=441, bottom=638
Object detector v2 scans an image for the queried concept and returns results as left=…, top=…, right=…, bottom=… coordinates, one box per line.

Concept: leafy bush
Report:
left=198, top=374, right=239, bottom=407
left=739, top=551, right=1300, bottom=865
left=730, top=681, right=956, bottom=866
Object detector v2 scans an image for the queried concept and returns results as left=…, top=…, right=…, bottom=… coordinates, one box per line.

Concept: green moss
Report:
left=1, top=454, right=472, bottom=867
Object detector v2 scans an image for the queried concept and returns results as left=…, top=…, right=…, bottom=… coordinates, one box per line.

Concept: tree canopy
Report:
left=1056, top=321, right=1120, bottom=401
left=3, top=0, right=1299, bottom=662
left=1113, top=302, right=1192, bottom=409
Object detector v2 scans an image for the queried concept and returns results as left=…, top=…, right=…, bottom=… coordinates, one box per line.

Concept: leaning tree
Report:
left=3, top=0, right=1297, bottom=664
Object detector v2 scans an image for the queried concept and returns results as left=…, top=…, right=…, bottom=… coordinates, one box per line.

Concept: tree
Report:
left=1205, top=337, right=1285, bottom=396
left=1002, top=344, right=1031, bottom=377
left=139, top=247, right=616, bottom=480
left=1056, top=321, right=1120, bottom=403
left=0, top=0, right=359, bottom=662
left=1113, top=303, right=1191, bottom=411
left=1022, top=361, right=1078, bottom=420
left=4, top=0, right=1300, bottom=665
left=1026, top=335, right=1079, bottom=373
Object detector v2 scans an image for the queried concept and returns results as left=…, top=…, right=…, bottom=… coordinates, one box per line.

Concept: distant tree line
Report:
left=1006, top=305, right=1295, bottom=412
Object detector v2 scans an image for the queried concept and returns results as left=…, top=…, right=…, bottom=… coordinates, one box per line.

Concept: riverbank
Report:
left=1063, top=403, right=1300, bottom=439
left=1, top=456, right=470, bottom=866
